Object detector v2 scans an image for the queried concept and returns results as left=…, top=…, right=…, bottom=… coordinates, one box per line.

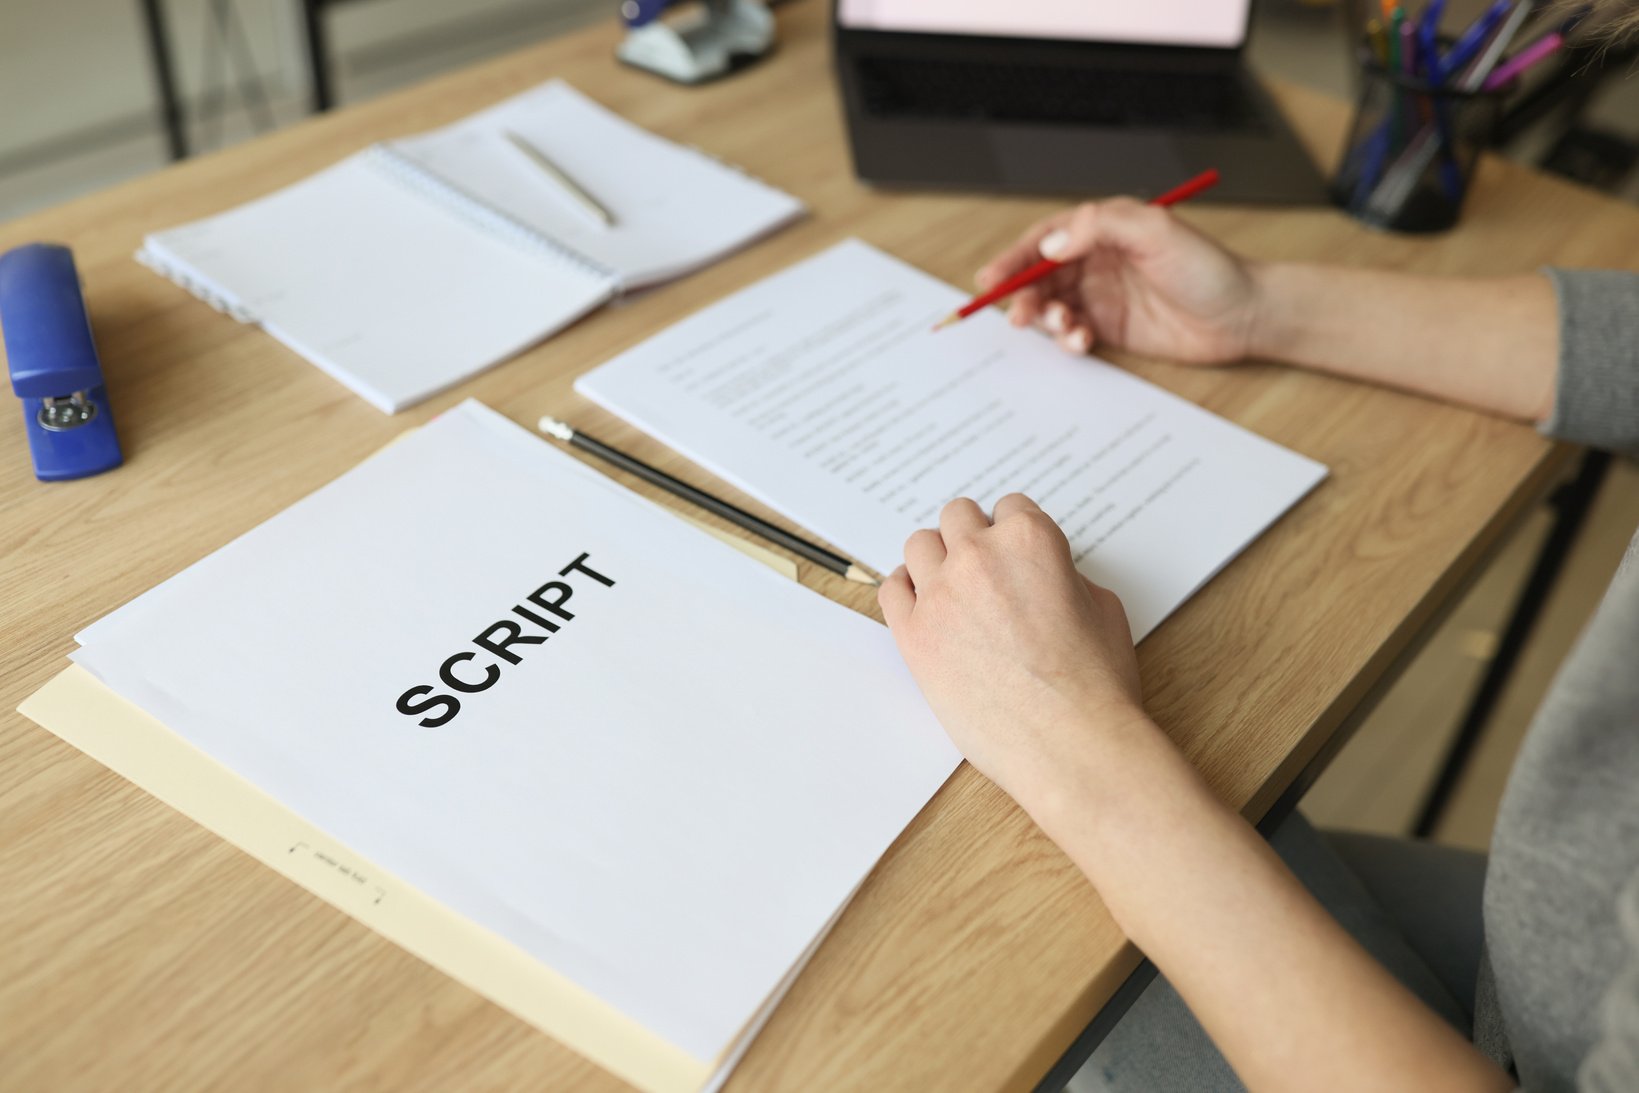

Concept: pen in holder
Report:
left=1332, top=45, right=1508, bottom=234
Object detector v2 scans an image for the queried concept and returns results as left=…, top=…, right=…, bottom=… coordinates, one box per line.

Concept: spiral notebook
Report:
left=137, top=81, right=804, bottom=413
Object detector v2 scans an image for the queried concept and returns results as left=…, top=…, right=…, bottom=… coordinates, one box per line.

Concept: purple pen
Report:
left=1484, top=31, right=1565, bottom=91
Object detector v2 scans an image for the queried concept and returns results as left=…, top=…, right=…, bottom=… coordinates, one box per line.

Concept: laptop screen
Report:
left=836, top=1, right=1252, bottom=49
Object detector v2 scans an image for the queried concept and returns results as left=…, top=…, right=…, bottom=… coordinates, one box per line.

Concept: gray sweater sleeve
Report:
left=1540, top=269, right=1639, bottom=458
left=1582, top=868, right=1639, bottom=1091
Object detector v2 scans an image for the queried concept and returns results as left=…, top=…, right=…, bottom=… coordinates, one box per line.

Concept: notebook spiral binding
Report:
left=364, top=144, right=621, bottom=290
left=135, top=246, right=259, bottom=324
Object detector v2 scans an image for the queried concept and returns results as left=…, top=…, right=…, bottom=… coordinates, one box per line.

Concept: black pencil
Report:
left=538, top=417, right=878, bottom=586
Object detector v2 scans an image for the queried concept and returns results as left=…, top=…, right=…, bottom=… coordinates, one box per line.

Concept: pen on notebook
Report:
left=537, top=417, right=879, bottom=586
left=503, top=130, right=615, bottom=229
left=931, top=167, right=1221, bottom=332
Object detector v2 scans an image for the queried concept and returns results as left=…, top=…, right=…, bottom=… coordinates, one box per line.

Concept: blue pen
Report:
left=1439, top=0, right=1514, bottom=81
left=1418, top=0, right=1446, bottom=80
left=1418, top=0, right=1469, bottom=201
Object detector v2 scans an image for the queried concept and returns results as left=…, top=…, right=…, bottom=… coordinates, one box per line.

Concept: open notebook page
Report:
left=141, top=157, right=613, bottom=413
left=70, top=401, right=960, bottom=1076
left=388, top=81, right=804, bottom=290
left=576, top=239, right=1329, bottom=640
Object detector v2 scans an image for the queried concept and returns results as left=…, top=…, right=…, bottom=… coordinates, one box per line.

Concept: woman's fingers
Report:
left=1043, top=300, right=1071, bottom=334
left=939, top=498, right=991, bottom=545
left=1033, top=266, right=1097, bottom=345
left=1009, top=287, right=1046, bottom=328
left=1058, top=327, right=1094, bottom=354
left=1041, top=198, right=1170, bottom=264
left=878, top=565, right=915, bottom=628
left=982, top=201, right=1183, bottom=355
left=1042, top=303, right=1094, bottom=353
left=978, top=210, right=1075, bottom=288
left=903, top=527, right=947, bottom=586
left=992, top=492, right=1044, bottom=522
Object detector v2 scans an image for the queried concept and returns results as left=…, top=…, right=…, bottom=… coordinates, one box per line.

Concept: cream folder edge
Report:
left=20, top=663, right=717, bottom=1093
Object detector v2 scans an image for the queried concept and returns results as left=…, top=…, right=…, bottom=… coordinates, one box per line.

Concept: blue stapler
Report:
left=1, top=243, right=123, bottom=481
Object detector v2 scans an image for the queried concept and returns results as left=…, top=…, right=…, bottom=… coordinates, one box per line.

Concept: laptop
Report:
left=833, top=0, right=1328, bottom=203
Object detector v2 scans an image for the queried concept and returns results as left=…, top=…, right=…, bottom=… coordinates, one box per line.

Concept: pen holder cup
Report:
left=1331, top=50, right=1509, bottom=234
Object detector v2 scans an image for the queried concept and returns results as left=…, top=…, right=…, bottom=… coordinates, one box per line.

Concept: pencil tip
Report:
left=931, top=314, right=960, bottom=332
left=537, top=417, right=574, bottom=442
left=845, top=565, right=880, bottom=586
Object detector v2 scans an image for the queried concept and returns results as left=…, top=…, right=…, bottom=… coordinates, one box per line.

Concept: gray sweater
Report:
left=1473, top=268, right=1639, bottom=1092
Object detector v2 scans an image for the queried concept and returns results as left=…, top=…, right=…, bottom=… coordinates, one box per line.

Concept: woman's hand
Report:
left=880, top=494, right=1515, bottom=1093
left=977, top=198, right=1262, bottom=365
left=877, top=493, right=1151, bottom=813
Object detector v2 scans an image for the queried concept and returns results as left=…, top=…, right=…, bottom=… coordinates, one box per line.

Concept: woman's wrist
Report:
left=1244, top=259, right=1315, bottom=365
left=1017, top=711, right=1230, bottom=928
left=1009, top=703, right=1179, bottom=841
left=1242, top=262, right=1560, bottom=422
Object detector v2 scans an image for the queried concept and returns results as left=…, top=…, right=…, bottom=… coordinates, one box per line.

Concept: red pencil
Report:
left=932, top=167, right=1222, bottom=332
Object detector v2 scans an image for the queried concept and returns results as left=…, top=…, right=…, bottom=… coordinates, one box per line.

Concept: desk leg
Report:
left=1411, top=448, right=1612, bottom=839
left=137, top=0, right=188, bottom=160
left=300, top=0, right=335, bottom=113
left=1030, top=959, right=1160, bottom=1093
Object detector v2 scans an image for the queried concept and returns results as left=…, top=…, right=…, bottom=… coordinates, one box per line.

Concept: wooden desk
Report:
left=4, top=6, right=1637, bottom=1090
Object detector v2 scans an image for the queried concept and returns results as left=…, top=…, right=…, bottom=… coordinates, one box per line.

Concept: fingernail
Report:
left=1045, top=303, right=1067, bottom=333
left=1068, top=329, right=1092, bottom=353
left=1040, top=230, right=1072, bottom=260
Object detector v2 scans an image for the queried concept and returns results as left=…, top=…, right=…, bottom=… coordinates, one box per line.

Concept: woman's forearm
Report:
left=1024, top=717, right=1512, bottom=1093
left=1248, top=262, right=1559, bottom=423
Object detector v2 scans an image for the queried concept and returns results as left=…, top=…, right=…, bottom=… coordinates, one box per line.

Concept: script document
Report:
left=67, top=401, right=960, bottom=1089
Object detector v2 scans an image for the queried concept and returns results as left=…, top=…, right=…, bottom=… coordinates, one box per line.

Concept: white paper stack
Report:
left=35, top=401, right=958, bottom=1093
left=577, top=240, right=1329, bottom=642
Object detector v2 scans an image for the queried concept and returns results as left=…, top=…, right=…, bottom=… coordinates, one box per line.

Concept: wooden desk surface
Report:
left=5, top=6, right=1638, bottom=1090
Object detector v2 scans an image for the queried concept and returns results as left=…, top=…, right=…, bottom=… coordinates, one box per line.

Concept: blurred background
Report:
left=2, top=0, right=1635, bottom=849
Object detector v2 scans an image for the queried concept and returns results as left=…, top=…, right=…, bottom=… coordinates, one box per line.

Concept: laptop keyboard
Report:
left=853, top=55, right=1265, bottom=133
